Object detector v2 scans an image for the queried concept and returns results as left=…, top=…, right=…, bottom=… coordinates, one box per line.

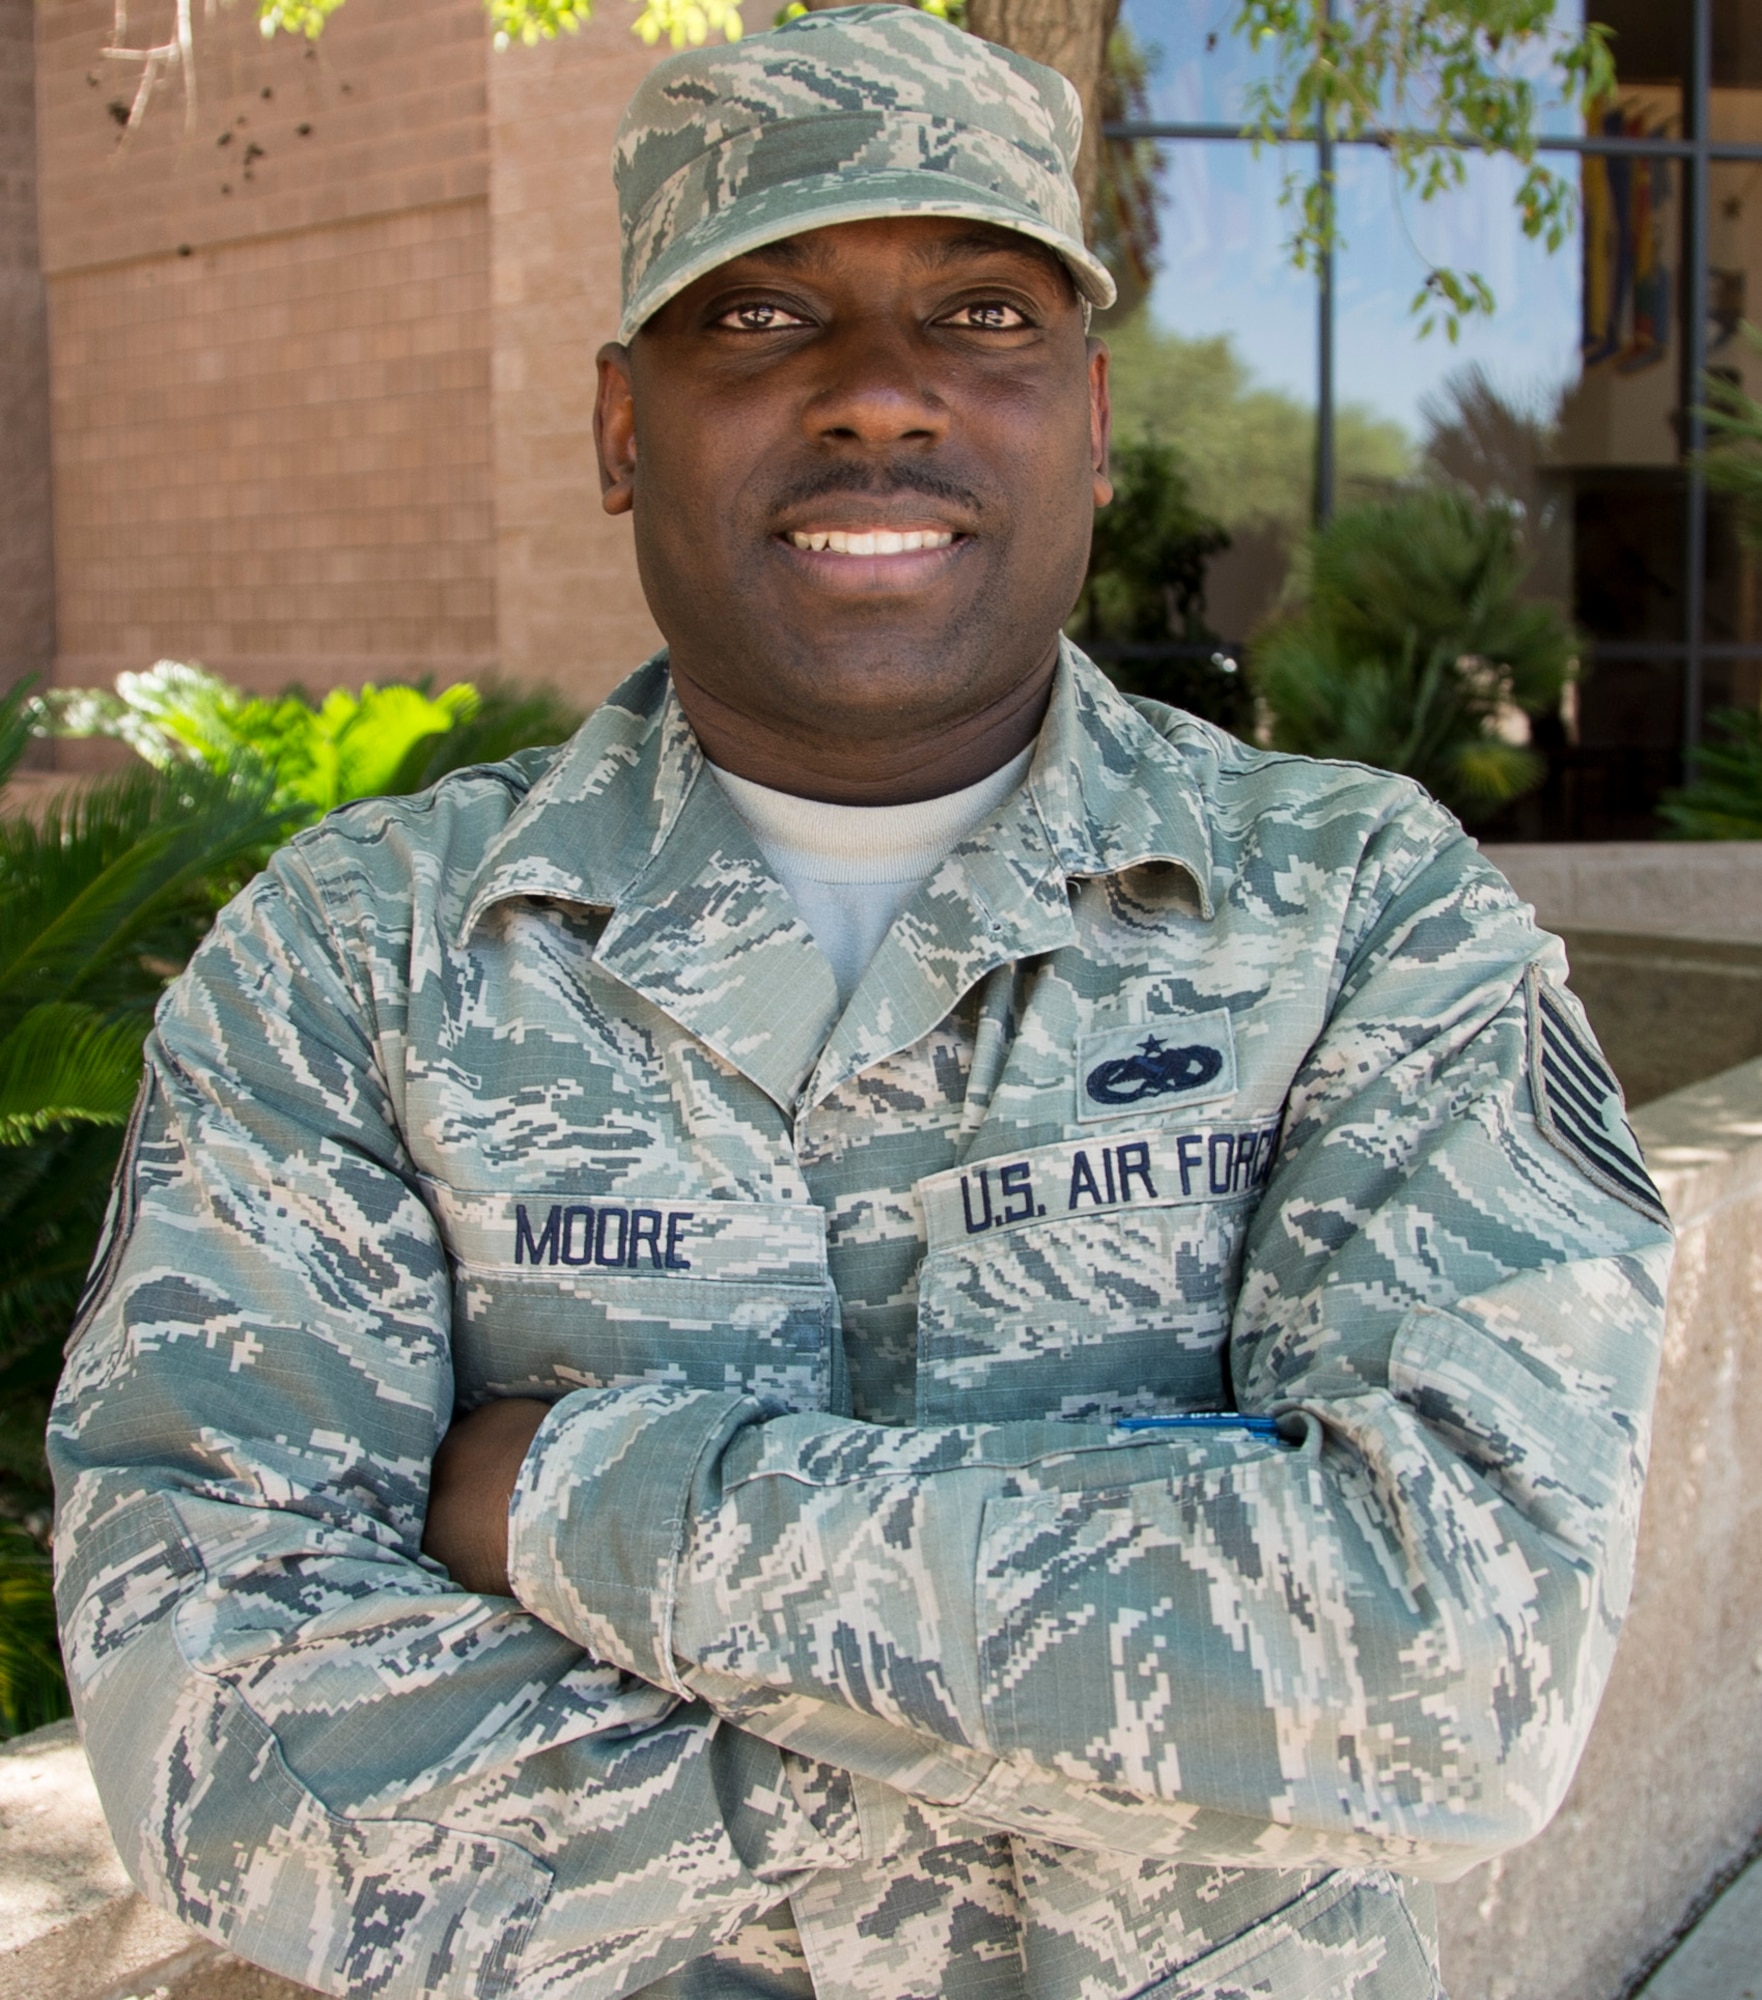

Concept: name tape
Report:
left=421, top=1181, right=829, bottom=1283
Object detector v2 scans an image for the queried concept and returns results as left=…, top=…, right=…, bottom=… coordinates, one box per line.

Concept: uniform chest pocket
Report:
left=423, top=1183, right=836, bottom=1415
left=913, top=1122, right=1278, bottom=1426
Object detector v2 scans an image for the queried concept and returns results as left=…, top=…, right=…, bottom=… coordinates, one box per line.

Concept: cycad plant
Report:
left=0, top=663, right=582, bottom=1735
left=36, top=662, right=582, bottom=823
left=1256, top=488, right=1577, bottom=820
left=1071, top=436, right=1244, bottom=731
left=0, top=681, right=292, bottom=1733
left=1658, top=707, right=1762, bottom=839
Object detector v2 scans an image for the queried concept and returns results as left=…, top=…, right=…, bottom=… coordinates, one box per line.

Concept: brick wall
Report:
left=47, top=204, right=496, bottom=691
left=1, top=0, right=57, bottom=691
left=36, top=0, right=497, bottom=697
left=488, top=13, right=663, bottom=707
left=30, top=0, right=677, bottom=712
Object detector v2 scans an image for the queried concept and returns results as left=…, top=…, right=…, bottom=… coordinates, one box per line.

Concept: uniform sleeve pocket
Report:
left=1136, top=1869, right=1440, bottom=1999
left=150, top=1675, right=555, bottom=1999
left=1389, top=1301, right=1640, bottom=1577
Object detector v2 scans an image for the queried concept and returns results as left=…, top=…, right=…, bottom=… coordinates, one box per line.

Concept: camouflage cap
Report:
left=612, top=3, right=1117, bottom=342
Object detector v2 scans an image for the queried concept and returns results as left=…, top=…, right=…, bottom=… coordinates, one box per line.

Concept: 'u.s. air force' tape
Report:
left=1524, top=965, right=1670, bottom=1229
left=916, top=1119, right=1281, bottom=1252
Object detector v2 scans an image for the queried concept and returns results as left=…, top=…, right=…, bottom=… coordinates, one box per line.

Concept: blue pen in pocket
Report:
left=1115, top=1412, right=1288, bottom=1441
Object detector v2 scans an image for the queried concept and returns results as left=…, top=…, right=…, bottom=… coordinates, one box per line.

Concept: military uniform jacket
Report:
left=51, top=646, right=1673, bottom=2000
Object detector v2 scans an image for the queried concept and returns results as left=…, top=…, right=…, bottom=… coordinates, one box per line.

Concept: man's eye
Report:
left=716, top=302, right=810, bottom=331
left=944, top=301, right=1032, bottom=331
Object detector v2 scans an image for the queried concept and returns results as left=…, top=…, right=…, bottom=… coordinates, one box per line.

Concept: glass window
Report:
left=1703, top=161, right=1762, bottom=648
left=1592, top=1, right=1688, bottom=111
left=1712, top=0, right=1762, bottom=136
left=1331, top=147, right=1688, bottom=835
left=1117, top=0, right=1284, bottom=130
left=1332, top=148, right=1581, bottom=587
left=1098, top=140, right=1321, bottom=651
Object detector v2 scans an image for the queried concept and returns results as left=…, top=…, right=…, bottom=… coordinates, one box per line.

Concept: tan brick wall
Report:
left=37, top=0, right=497, bottom=698
left=35, top=0, right=490, bottom=273
left=1, top=0, right=57, bottom=691
left=48, top=203, right=496, bottom=693
left=33, top=0, right=672, bottom=712
left=488, top=14, right=663, bottom=709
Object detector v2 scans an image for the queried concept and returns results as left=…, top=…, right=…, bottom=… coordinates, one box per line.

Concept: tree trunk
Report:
left=965, top=0, right=1113, bottom=224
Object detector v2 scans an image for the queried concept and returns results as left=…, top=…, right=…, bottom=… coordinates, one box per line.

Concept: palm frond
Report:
left=0, top=761, right=288, bottom=1013
left=0, top=1005, right=147, bottom=1144
left=402, top=684, right=585, bottom=790
left=0, top=680, right=34, bottom=794
left=0, top=1523, right=70, bottom=1740
left=1257, top=489, right=1575, bottom=819
left=1659, top=707, right=1762, bottom=840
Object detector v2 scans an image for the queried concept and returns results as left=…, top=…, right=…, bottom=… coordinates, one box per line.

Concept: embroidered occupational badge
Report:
left=1077, top=1009, right=1237, bottom=1120
left=1525, top=966, right=1669, bottom=1228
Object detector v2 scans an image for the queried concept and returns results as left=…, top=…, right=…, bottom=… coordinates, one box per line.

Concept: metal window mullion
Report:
left=1683, top=0, right=1713, bottom=757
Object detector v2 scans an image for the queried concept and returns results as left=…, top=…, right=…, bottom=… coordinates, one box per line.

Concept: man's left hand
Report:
left=421, top=1397, right=551, bottom=1595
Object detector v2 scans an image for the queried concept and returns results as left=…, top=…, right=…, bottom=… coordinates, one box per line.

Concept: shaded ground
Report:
left=1560, top=930, right=1762, bottom=1109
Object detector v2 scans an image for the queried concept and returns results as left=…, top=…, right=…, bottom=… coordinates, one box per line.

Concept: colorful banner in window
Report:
left=1582, top=107, right=1673, bottom=374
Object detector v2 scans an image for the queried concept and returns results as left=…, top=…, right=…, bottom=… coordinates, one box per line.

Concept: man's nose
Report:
left=802, top=320, right=950, bottom=447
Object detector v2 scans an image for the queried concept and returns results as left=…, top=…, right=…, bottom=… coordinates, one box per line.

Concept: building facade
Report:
left=9, top=0, right=1762, bottom=836
left=10, top=0, right=663, bottom=715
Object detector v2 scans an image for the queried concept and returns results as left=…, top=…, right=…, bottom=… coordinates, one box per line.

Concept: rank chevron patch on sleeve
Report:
left=1525, top=965, right=1670, bottom=1229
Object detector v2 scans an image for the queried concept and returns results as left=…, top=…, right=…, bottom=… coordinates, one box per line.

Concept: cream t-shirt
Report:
left=709, top=744, right=1035, bottom=1003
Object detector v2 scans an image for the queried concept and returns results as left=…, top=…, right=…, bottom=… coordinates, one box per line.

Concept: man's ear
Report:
left=1088, top=338, right=1114, bottom=509
left=595, top=342, right=637, bottom=517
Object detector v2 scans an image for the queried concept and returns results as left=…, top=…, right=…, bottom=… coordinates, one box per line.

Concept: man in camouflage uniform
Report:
left=51, top=9, right=1673, bottom=1998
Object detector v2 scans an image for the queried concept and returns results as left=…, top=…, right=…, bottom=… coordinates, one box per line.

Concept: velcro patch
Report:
left=1525, top=966, right=1669, bottom=1228
left=1077, top=1009, right=1237, bottom=1121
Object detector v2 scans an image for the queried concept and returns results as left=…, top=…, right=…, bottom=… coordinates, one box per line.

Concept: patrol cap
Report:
left=611, top=2, right=1117, bottom=342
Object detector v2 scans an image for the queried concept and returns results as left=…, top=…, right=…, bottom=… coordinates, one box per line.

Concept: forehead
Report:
left=672, top=214, right=1077, bottom=302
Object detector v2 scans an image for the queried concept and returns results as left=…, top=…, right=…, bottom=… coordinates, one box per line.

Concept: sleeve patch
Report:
left=1525, top=966, right=1669, bottom=1229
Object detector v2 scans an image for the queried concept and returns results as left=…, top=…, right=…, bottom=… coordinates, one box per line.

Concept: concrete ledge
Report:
left=0, top=1720, right=316, bottom=2000
left=1437, top=1056, right=1762, bottom=2000
left=1482, top=840, right=1762, bottom=944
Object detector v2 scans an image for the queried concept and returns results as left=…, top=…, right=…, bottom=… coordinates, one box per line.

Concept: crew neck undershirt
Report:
left=709, top=745, right=1036, bottom=1003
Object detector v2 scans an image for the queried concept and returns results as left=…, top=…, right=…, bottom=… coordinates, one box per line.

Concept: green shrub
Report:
left=1255, top=489, right=1576, bottom=820
left=1658, top=707, right=1762, bottom=840
left=0, top=665, right=582, bottom=1735
left=1072, top=437, right=1247, bottom=731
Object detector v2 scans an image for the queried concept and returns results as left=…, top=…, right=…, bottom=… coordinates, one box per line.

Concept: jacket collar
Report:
left=1027, top=637, right=1214, bottom=913
left=455, top=641, right=1214, bottom=1114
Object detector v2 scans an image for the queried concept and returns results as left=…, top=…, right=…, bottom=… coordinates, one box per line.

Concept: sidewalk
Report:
left=1631, top=1850, right=1762, bottom=2000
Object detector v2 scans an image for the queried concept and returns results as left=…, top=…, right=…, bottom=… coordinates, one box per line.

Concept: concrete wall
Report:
left=0, top=0, right=57, bottom=692
left=6, top=1055, right=1762, bottom=2000
left=1436, top=1057, right=1762, bottom=2000
left=1482, top=841, right=1762, bottom=945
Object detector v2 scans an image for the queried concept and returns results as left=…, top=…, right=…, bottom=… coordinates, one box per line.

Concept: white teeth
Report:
left=788, top=529, right=955, bottom=554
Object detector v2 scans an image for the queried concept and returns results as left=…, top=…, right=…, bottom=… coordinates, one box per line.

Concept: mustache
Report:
left=768, top=462, right=985, bottom=517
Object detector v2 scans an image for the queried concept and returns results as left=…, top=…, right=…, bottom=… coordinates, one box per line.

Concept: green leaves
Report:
left=0, top=664, right=579, bottom=1726
left=0, top=1007, right=150, bottom=1147
left=256, top=0, right=349, bottom=38
left=33, top=664, right=581, bottom=838
left=1659, top=709, right=1762, bottom=842
left=1256, top=486, right=1576, bottom=817
left=0, top=1523, right=68, bottom=1739
left=1233, top=0, right=1616, bottom=337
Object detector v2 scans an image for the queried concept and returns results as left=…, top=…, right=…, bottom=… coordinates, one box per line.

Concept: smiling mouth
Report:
left=785, top=528, right=958, bottom=555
